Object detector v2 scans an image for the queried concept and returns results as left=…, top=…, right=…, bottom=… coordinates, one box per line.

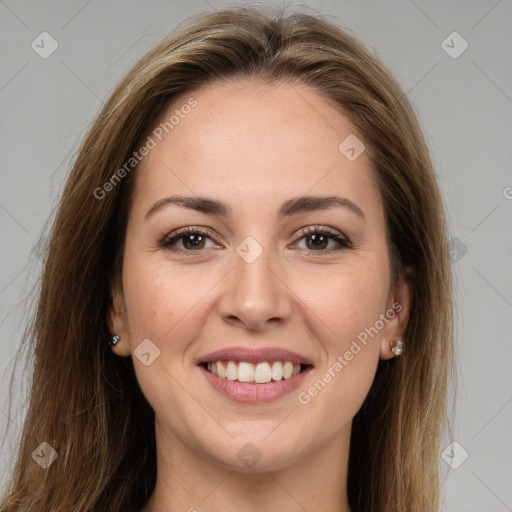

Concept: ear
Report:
left=380, top=266, right=414, bottom=360
left=107, top=280, right=132, bottom=357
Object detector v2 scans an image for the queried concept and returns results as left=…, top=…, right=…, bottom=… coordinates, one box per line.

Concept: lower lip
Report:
left=199, top=364, right=313, bottom=404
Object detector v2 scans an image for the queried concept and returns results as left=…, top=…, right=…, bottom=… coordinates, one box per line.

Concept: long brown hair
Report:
left=1, top=5, right=453, bottom=511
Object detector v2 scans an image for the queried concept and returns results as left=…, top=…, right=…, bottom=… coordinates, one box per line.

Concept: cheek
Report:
left=295, top=262, right=389, bottom=349
left=120, top=256, right=203, bottom=407
left=121, top=251, right=222, bottom=358
left=292, top=263, right=388, bottom=415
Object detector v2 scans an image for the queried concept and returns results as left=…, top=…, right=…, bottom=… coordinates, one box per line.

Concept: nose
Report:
left=217, top=245, right=292, bottom=332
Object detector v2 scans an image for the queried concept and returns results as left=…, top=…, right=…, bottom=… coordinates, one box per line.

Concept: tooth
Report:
left=226, top=361, right=238, bottom=380
left=208, top=360, right=302, bottom=382
left=283, top=361, right=293, bottom=380
left=216, top=361, right=226, bottom=379
left=271, top=361, right=283, bottom=381
left=255, top=362, right=272, bottom=383
left=238, top=362, right=255, bottom=382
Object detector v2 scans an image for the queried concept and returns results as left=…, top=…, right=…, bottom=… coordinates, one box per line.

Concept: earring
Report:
left=390, top=339, right=404, bottom=356
left=108, top=334, right=120, bottom=348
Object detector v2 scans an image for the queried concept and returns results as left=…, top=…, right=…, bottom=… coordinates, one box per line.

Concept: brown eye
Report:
left=160, top=227, right=219, bottom=253
left=304, top=233, right=330, bottom=251
left=181, top=233, right=207, bottom=250
left=294, top=227, right=350, bottom=253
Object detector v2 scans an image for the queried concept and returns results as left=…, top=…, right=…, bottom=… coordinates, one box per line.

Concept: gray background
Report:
left=1, top=0, right=511, bottom=510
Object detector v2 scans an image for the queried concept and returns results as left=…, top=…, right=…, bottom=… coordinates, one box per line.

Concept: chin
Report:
left=202, top=434, right=306, bottom=473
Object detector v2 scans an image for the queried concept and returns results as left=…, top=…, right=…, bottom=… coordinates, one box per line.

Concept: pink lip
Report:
left=199, top=364, right=313, bottom=403
left=197, top=346, right=314, bottom=366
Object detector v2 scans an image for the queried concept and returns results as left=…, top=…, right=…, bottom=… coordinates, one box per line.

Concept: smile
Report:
left=204, top=360, right=311, bottom=383
left=199, top=361, right=314, bottom=403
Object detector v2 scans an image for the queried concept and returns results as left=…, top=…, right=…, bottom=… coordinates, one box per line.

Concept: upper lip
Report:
left=197, top=346, right=314, bottom=366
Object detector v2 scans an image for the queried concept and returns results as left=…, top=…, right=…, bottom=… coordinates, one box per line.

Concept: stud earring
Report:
left=390, top=339, right=404, bottom=356
left=108, top=334, right=120, bottom=348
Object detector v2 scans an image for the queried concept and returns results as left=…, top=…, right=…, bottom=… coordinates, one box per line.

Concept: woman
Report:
left=1, top=5, right=453, bottom=511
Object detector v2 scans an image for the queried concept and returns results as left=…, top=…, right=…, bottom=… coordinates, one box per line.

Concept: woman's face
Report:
left=109, top=80, right=411, bottom=471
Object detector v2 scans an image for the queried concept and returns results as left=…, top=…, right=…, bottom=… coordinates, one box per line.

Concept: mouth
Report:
left=196, top=346, right=315, bottom=402
left=199, top=360, right=314, bottom=384
left=198, top=360, right=314, bottom=403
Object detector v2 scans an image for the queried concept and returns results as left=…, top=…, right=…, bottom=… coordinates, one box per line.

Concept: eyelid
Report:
left=291, top=225, right=352, bottom=251
left=159, top=225, right=352, bottom=254
left=294, top=225, right=342, bottom=238
left=159, top=226, right=222, bottom=251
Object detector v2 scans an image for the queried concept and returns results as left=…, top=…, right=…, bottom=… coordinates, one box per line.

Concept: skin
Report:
left=108, top=80, right=412, bottom=512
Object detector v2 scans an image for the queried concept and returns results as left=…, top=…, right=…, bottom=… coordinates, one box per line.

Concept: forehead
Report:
left=133, top=80, right=382, bottom=221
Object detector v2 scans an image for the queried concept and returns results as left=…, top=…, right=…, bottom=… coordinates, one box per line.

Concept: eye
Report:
left=292, top=226, right=351, bottom=254
left=160, top=225, right=351, bottom=255
left=160, top=227, right=220, bottom=254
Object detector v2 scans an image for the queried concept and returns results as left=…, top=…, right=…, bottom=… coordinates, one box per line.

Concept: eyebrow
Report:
left=145, top=194, right=365, bottom=221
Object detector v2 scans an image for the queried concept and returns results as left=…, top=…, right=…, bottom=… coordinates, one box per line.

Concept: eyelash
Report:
left=159, top=226, right=352, bottom=256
